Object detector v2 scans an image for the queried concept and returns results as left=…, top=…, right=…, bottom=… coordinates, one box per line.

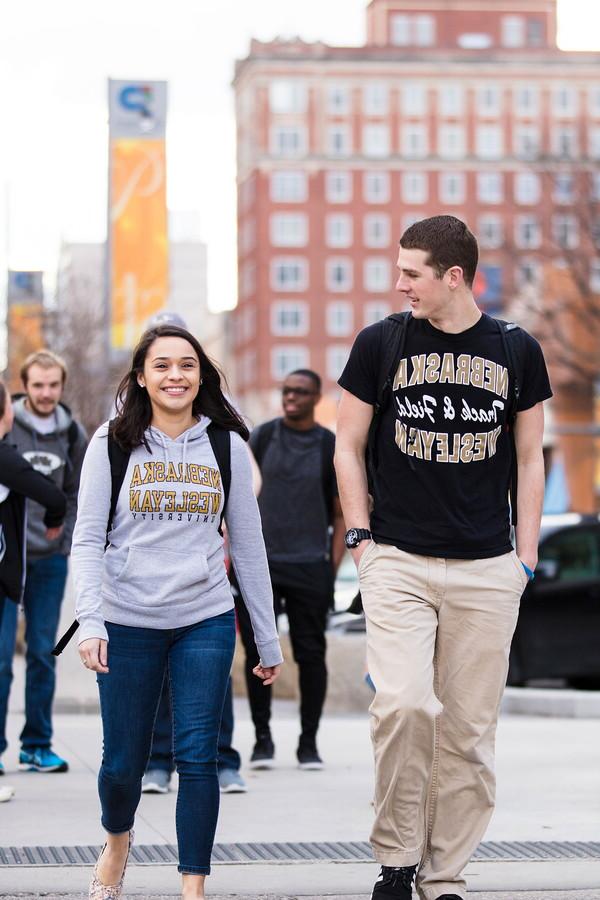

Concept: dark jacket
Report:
left=8, top=396, right=87, bottom=558
left=0, top=440, right=67, bottom=602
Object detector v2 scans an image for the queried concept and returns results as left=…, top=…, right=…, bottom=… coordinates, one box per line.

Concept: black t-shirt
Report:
left=338, top=313, right=552, bottom=559
left=250, top=419, right=336, bottom=564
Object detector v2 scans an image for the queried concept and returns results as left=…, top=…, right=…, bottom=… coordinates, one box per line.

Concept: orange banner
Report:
left=6, top=303, right=44, bottom=392
left=109, top=138, right=168, bottom=349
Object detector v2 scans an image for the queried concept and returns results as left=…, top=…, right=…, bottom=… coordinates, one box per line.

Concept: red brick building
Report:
left=232, top=0, right=600, bottom=508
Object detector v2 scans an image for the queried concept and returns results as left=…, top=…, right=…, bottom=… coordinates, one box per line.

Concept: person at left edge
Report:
left=0, top=350, right=87, bottom=775
left=72, top=324, right=282, bottom=900
left=0, top=378, right=67, bottom=792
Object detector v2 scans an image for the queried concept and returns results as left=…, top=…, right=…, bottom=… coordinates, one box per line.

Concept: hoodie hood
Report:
left=12, top=395, right=74, bottom=436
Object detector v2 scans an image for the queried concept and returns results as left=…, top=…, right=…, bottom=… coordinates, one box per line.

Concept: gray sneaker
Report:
left=141, top=769, right=171, bottom=794
left=218, top=768, right=248, bottom=794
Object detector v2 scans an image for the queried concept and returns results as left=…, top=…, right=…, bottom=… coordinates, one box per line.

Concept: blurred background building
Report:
left=231, top=0, right=600, bottom=510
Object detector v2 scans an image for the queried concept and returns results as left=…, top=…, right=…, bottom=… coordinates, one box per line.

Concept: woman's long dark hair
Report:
left=111, top=325, right=249, bottom=451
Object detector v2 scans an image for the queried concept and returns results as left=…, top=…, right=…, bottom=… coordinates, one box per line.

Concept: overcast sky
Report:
left=0, top=0, right=598, bottom=312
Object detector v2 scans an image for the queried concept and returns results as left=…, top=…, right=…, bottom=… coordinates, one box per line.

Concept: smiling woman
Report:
left=69, top=324, right=283, bottom=899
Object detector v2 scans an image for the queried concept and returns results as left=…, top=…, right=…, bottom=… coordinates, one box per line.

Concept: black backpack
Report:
left=366, top=312, right=528, bottom=526
left=52, top=421, right=232, bottom=656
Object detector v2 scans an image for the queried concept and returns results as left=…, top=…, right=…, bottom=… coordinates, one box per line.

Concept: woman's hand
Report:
left=253, top=663, right=281, bottom=686
left=79, top=638, right=109, bottom=674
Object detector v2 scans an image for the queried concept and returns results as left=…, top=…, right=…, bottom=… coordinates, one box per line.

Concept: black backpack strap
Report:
left=366, top=313, right=411, bottom=488
left=319, top=427, right=337, bottom=523
left=496, top=319, right=527, bottom=528
left=67, top=420, right=79, bottom=456
left=251, top=419, right=277, bottom=469
left=207, top=422, right=231, bottom=535
left=53, top=422, right=130, bottom=656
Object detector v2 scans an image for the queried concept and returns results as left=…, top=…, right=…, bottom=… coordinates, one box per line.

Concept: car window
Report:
left=539, top=528, right=600, bottom=582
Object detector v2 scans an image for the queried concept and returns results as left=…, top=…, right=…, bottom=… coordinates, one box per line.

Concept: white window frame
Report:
left=270, top=213, right=308, bottom=248
left=326, top=345, right=351, bottom=382
left=439, top=83, right=464, bottom=117
left=515, top=215, right=542, bottom=250
left=514, top=172, right=541, bottom=205
left=271, top=301, right=310, bottom=337
left=502, top=15, right=525, bottom=48
left=271, top=346, right=310, bottom=381
left=270, top=171, right=307, bottom=203
left=476, top=125, right=504, bottom=160
left=477, top=85, right=501, bottom=117
left=402, top=124, right=428, bottom=159
left=363, top=171, right=390, bottom=204
left=364, top=213, right=391, bottom=248
left=270, top=125, right=307, bottom=158
left=439, top=172, right=466, bottom=205
left=326, top=214, right=353, bottom=249
left=326, top=258, right=353, bottom=292
left=477, top=172, right=503, bottom=204
left=270, top=257, right=309, bottom=292
left=269, top=80, right=307, bottom=114
left=518, top=259, right=541, bottom=286
left=513, top=124, right=540, bottom=160
left=589, top=258, right=600, bottom=292
left=363, top=124, right=390, bottom=158
left=327, top=124, right=352, bottom=158
left=402, top=171, right=428, bottom=204
left=403, top=82, right=427, bottom=116
left=552, top=84, right=578, bottom=119
left=552, top=126, right=578, bottom=159
left=327, top=83, right=351, bottom=115
left=391, top=14, right=411, bottom=46
left=326, top=301, right=354, bottom=336
left=438, top=124, right=466, bottom=160
left=589, top=127, right=600, bottom=160
left=478, top=215, right=504, bottom=249
left=363, top=82, right=389, bottom=116
left=553, top=173, right=575, bottom=204
left=402, top=213, right=422, bottom=232
left=364, top=301, right=392, bottom=326
left=415, top=15, right=435, bottom=47
left=553, top=214, right=579, bottom=249
left=514, top=84, right=540, bottom=117
left=326, top=171, right=352, bottom=204
left=364, top=257, right=391, bottom=293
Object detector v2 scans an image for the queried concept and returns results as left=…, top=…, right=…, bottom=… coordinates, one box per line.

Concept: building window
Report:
left=327, top=84, right=351, bottom=115
left=554, top=173, right=575, bottom=204
left=391, top=14, right=411, bottom=46
left=402, top=213, right=422, bottom=232
left=589, top=259, right=600, bottom=292
left=476, top=125, right=504, bottom=159
left=326, top=214, right=353, bottom=248
left=513, top=125, right=540, bottom=159
left=326, top=346, right=351, bottom=381
left=552, top=126, right=578, bottom=159
left=402, top=171, right=428, bottom=204
left=270, top=213, right=308, bottom=247
left=364, top=258, right=391, bottom=292
left=363, top=171, right=390, bottom=203
left=269, top=80, right=307, bottom=113
left=552, top=85, right=578, bottom=118
left=439, top=172, right=465, bottom=204
left=515, top=216, right=541, bottom=249
left=439, top=84, right=464, bottom=117
left=438, top=124, right=465, bottom=160
left=363, top=124, right=390, bottom=158
left=271, top=346, right=309, bottom=381
left=326, top=259, right=353, bottom=292
left=514, top=84, right=540, bottom=117
left=415, top=15, right=435, bottom=46
left=327, top=125, right=352, bottom=158
left=364, top=214, right=391, bottom=248
left=326, top=301, right=353, bottom=336
left=477, top=85, right=501, bottom=117
left=271, top=301, right=309, bottom=336
left=514, top=172, right=541, bottom=205
left=518, top=259, right=541, bottom=286
left=270, top=125, right=306, bottom=158
left=240, top=261, right=256, bottom=299
left=364, top=301, right=392, bottom=326
left=589, top=127, right=600, bottom=160
left=363, top=82, right=389, bottom=116
left=402, top=124, right=428, bottom=159
left=326, top=171, right=352, bottom=203
left=588, top=85, right=600, bottom=118
left=270, top=171, right=307, bottom=203
left=477, top=172, right=504, bottom=204
left=403, top=82, right=427, bottom=116
left=502, top=15, right=525, bottom=47
left=478, top=215, right=504, bottom=249
left=553, top=214, right=579, bottom=249
left=527, top=19, right=544, bottom=47
left=271, top=258, right=308, bottom=291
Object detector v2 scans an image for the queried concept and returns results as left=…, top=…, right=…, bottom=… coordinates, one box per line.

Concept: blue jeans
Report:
left=147, top=675, right=241, bottom=775
left=97, top=610, right=235, bottom=875
left=0, top=554, right=68, bottom=755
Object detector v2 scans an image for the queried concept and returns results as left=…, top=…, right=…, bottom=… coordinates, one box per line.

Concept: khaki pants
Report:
left=359, top=543, right=526, bottom=900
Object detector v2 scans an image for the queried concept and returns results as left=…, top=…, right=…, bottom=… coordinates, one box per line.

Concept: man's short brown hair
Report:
left=400, top=215, right=479, bottom=288
left=20, top=350, right=68, bottom=387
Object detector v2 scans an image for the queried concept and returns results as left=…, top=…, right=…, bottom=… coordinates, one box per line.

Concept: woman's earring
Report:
left=199, top=378, right=203, bottom=386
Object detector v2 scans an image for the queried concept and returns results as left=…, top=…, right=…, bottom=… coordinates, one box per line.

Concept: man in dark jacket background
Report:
left=0, top=351, right=86, bottom=774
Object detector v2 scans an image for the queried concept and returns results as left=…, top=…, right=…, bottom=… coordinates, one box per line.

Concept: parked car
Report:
left=332, top=514, right=600, bottom=687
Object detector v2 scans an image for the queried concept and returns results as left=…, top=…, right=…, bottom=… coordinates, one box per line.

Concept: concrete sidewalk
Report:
left=2, top=672, right=600, bottom=897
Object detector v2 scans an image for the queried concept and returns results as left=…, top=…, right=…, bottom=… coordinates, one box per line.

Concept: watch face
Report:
left=346, top=529, right=359, bottom=547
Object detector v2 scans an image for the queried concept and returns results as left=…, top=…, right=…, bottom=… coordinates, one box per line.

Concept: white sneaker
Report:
left=0, top=785, right=15, bottom=802
left=141, top=769, right=171, bottom=794
left=218, top=768, right=248, bottom=794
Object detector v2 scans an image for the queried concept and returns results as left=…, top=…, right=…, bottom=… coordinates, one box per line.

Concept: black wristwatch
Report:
left=344, top=528, right=372, bottom=549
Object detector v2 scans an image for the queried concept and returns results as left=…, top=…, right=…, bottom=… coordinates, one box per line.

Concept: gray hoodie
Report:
left=71, top=418, right=282, bottom=668
left=9, top=397, right=87, bottom=559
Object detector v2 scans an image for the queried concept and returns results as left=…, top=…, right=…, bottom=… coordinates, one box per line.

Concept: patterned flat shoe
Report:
left=89, top=829, right=134, bottom=899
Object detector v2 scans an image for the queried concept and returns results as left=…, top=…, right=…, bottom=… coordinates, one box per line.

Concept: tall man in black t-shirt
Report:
left=335, top=216, right=552, bottom=900
left=234, top=369, right=345, bottom=770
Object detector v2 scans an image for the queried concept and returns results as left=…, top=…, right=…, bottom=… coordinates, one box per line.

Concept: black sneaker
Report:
left=296, top=741, right=324, bottom=770
left=435, top=895, right=463, bottom=899
left=249, top=735, right=275, bottom=770
left=371, top=865, right=417, bottom=899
